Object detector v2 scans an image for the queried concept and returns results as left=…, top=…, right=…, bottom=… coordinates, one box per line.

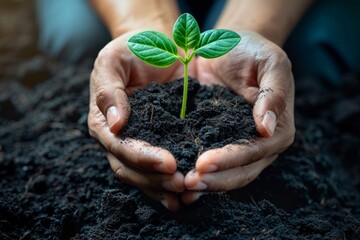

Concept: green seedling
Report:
left=128, top=13, right=240, bottom=119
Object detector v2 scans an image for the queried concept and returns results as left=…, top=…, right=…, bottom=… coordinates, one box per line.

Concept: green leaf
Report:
left=173, top=13, right=200, bottom=50
left=128, top=31, right=179, bottom=67
left=195, top=30, right=241, bottom=58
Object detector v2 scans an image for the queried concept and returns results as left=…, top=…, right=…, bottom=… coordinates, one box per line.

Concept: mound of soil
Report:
left=0, top=1, right=359, bottom=239
left=122, top=78, right=258, bottom=173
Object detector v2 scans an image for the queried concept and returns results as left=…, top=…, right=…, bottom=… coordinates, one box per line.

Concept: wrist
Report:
left=90, top=0, right=179, bottom=39
left=215, top=0, right=314, bottom=47
left=216, top=23, right=286, bottom=47
left=111, top=17, right=176, bottom=39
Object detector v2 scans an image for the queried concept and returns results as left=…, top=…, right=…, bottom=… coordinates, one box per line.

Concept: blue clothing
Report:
left=284, top=0, right=360, bottom=85
left=36, top=0, right=111, bottom=63
left=36, top=0, right=360, bottom=85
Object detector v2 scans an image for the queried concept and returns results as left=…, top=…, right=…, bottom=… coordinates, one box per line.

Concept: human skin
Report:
left=88, top=0, right=313, bottom=210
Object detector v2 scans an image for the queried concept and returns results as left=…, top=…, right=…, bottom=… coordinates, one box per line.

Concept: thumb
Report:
left=90, top=63, right=131, bottom=135
left=100, top=86, right=130, bottom=135
left=253, top=53, right=294, bottom=137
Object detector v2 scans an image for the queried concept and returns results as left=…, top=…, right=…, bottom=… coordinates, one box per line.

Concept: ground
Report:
left=0, top=1, right=359, bottom=239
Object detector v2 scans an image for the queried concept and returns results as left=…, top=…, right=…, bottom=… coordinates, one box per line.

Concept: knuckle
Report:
left=114, top=162, right=142, bottom=188
left=95, top=46, right=112, bottom=68
left=265, top=47, right=293, bottom=81
left=87, top=108, right=96, bottom=127
left=87, top=108, right=100, bottom=139
left=278, top=50, right=290, bottom=64
left=107, top=140, right=118, bottom=155
left=87, top=121, right=97, bottom=138
left=115, top=165, right=129, bottom=184
left=282, top=52, right=292, bottom=69
left=250, top=141, right=265, bottom=163
left=284, top=126, right=296, bottom=148
left=273, top=89, right=287, bottom=116
left=87, top=115, right=95, bottom=134
left=272, top=47, right=291, bottom=68
left=95, top=86, right=111, bottom=112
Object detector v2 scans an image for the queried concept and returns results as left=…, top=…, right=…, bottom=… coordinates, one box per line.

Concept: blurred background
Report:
left=0, top=0, right=42, bottom=84
left=0, top=0, right=58, bottom=121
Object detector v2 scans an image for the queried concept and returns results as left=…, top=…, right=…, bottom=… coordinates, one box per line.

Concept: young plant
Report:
left=128, top=13, right=240, bottom=119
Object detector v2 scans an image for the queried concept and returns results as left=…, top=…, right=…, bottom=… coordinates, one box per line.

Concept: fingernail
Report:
left=107, top=106, right=120, bottom=129
left=204, top=164, right=218, bottom=173
left=262, top=111, right=276, bottom=136
left=191, top=181, right=207, bottom=191
left=160, top=199, right=169, bottom=209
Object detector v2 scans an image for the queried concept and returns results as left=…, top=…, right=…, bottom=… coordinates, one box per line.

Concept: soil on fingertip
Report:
left=122, top=78, right=258, bottom=173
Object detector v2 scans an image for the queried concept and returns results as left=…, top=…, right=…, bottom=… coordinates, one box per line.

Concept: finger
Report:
left=102, top=137, right=177, bottom=173
left=181, top=191, right=205, bottom=205
left=143, top=189, right=181, bottom=212
left=196, top=135, right=284, bottom=173
left=107, top=152, right=185, bottom=192
left=253, top=50, right=294, bottom=137
left=90, top=48, right=131, bottom=134
left=185, top=156, right=276, bottom=192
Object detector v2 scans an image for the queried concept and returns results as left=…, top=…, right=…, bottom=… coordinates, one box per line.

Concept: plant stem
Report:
left=180, top=62, right=189, bottom=119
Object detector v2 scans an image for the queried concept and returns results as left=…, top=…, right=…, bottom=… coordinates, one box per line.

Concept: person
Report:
left=36, top=0, right=360, bottom=211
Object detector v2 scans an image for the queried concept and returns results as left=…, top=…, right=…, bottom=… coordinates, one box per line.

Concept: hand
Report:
left=182, top=31, right=295, bottom=204
left=88, top=31, right=187, bottom=211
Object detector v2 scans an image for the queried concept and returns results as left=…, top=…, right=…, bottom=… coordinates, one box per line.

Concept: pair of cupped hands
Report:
left=88, top=30, right=295, bottom=212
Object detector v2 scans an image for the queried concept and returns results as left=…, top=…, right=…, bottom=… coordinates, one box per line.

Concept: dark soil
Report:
left=1, top=2, right=360, bottom=240
left=122, top=78, right=258, bottom=173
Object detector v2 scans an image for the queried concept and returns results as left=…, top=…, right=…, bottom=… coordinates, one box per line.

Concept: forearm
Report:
left=89, top=0, right=180, bottom=38
left=216, top=0, right=314, bottom=46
